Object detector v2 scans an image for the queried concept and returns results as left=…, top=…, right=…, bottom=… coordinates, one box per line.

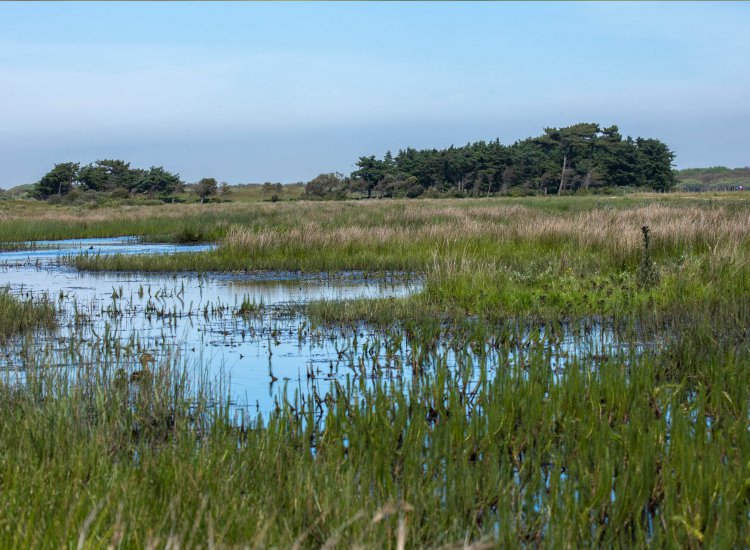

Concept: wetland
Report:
left=0, top=195, right=748, bottom=547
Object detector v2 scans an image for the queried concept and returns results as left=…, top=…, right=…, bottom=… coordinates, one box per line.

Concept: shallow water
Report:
left=1, top=237, right=642, bottom=415
left=0, top=238, right=423, bottom=411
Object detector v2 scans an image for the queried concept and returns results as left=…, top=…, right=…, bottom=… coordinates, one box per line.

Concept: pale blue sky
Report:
left=1, top=1, right=749, bottom=186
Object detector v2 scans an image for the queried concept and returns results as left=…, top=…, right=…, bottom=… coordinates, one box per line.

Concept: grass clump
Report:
left=0, top=290, right=56, bottom=339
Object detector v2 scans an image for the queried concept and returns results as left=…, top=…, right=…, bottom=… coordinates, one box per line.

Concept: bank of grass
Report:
left=0, top=192, right=746, bottom=242
left=0, top=291, right=56, bottom=338
left=1, top=312, right=748, bottom=547
left=53, top=197, right=750, bottom=321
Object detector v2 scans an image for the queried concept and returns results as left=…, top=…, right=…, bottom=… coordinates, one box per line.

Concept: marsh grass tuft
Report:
left=0, top=290, right=56, bottom=339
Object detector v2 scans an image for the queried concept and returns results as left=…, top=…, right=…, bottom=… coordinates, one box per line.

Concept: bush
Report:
left=405, top=183, right=425, bottom=198
left=110, top=188, right=130, bottom=199
left=505, top=187, right=536, bottom=197
left=304, top=172, right=348, bottom=199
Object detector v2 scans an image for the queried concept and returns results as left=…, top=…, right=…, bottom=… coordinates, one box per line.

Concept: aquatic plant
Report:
left=0, top=306, right=747, bottom=547
left=0, top=289, right=56, bottom=339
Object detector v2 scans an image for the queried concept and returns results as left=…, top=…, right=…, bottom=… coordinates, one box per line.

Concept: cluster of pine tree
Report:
left=31, top=160, right=182, bottom=200
left=340, top=123, right=676, bottom=198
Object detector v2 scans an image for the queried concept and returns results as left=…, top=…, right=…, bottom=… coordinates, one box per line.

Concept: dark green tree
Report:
left=195, top=177, right=218, bottom=202
left=77, top=164, right=109, bottom=192
left=78, top=159, right=140, bottom=193
left=33, top=162, right=80, bottom=199
left=98, top=159, right=141, bottom=191
left=635, top=138, right=676, bottom=191
left=132, top=166, right=182, bottom=196
left=595, top=134, right=640, bottom=188
left=304, top=172, right=347, bottom=198
left=352, top=156, right=386, bottom=198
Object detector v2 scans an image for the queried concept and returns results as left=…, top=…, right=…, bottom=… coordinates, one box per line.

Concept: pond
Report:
left=1, top=237, right=642, bottom=416
left=1, top=238, right=423, bottom=412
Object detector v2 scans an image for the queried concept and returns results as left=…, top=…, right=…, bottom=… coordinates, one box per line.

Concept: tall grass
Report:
left=0, top=290, right=56, bottom=338
left=1, top=311, right=747, bottom=547
left=59, top=198, right=750, bottom=321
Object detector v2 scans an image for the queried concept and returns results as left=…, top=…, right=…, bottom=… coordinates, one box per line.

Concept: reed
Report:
left=56, top=197, right=750, bottom=320
left=0, top=290, right=56, bottom=338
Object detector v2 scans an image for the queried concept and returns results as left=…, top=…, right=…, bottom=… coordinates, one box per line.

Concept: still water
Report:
left=1, top=238, right=422, bottom=412
left=1, top=237, right=637, bottom=415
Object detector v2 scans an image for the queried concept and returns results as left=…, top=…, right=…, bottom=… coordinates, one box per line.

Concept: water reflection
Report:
left=0, top=237, right=422, bottom=412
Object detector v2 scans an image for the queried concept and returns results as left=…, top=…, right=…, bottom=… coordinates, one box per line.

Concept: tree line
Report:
left=31, top=122, right=676, bottom=202
left=306, top=123, right=677, bottom=198
left=31, top=160, right=184, bottom=200
left=30, top=160, right=229, bottom=202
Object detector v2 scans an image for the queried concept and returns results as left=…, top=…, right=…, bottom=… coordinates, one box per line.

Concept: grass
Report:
left=0, top=192, right=744, bottom=242
left=1, top=193, right=749, bottom=546
left=1, top=309, right=748, bottom=547
left=0, top=290, right=56, bottom=339
left=20, top=196, right=748, bottom=323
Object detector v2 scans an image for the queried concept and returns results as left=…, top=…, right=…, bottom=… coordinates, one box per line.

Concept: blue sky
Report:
left=1, top=2, right=749, bottom=186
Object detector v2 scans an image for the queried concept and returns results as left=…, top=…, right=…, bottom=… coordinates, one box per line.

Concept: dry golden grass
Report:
left=221, top=201, right=750, bottom=260
left=5, top=195, right=750, bottom=282
left=4, top=194, right=749, bottom=251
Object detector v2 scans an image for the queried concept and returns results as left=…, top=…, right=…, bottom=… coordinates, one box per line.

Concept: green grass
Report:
left=53, top=195, right=750, bottom=323
left=0, top=290, right=56, bottom=339
left=1, top=309, right=748, bottom=547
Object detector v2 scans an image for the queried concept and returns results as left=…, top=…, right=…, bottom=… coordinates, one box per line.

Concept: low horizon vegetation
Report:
left=18, top=122, right=682, bottom=204
left=675, top=165, right=750, bottom=192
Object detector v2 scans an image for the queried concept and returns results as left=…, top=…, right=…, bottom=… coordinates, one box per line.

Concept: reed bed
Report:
left=55, top=197, right=750, bottom=321
left=2, top=195, right=748, bottom=250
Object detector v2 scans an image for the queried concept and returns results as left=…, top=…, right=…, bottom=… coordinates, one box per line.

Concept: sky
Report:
left=1, top=1, right=749, bottom=186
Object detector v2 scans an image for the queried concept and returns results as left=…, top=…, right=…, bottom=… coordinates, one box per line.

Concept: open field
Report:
left=1, top=193, right=749, bottom=547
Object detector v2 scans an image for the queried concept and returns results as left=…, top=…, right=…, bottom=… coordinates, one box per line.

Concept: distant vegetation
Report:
left=30, top=160, right=184, bottom=201
left=675, top=166, right=750, bottom=192
left=21, top=159, right=307, bottom=205
left=18, top=124, right=747, bottom=203
left=24, top=122, right=679, bottom=203
left=307, top=122, right=677, bottom=198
